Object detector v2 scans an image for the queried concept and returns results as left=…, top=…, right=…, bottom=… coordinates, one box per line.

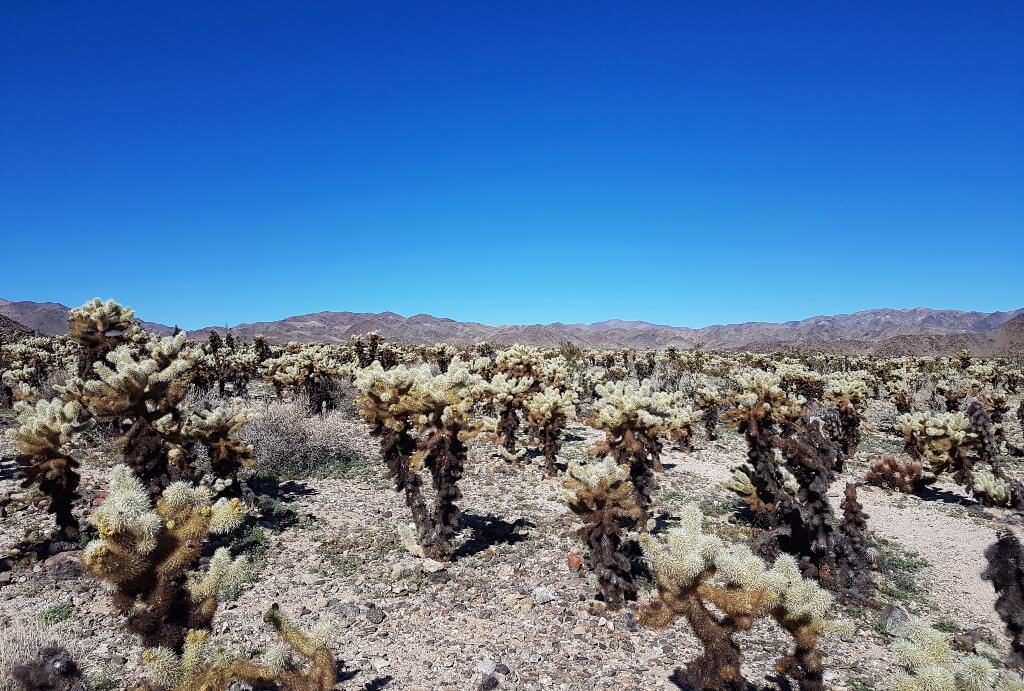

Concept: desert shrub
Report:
left=0, top=620, right=79, bottom=691
left=240, top=399, right=367, bottom=479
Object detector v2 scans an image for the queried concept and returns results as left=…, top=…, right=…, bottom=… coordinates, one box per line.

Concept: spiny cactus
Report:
left=694, top=383, right=723, bottom=442
left=68, top=298, right=139, bottom=379
left=63, top=334, right=196, bottom=496
left=588, top=380, right=677, bottom=522
left=823, top=371, right=868, bottom=462
left=180, top=402, right=255, bottom=495
left=982, top=530, right=1024, bottom=670
left=354, top=361, right=487, bottom=560
left=82, top=465, right=248, bottom=649
left=134, top=605, right=336, bottom=691
left=487, top=372, right=536, bottom=461
left=638, top=505, right=832, bottom=690
left=524, top=387, right=577, bottom=476
left=891, top=623, right=1024, bottom=690
left=864, top=455, right=930, bottom=494
left=563, top=457, right=642, bottom=609
left=667, top=406, right=699, bottom=453
left=834, top=483, right=875, bottom=604
left=262, top=345, right=343, bottom=414
left=7, top=398, right=94, bottom=539
left=723, top=370, right=805, bottom=515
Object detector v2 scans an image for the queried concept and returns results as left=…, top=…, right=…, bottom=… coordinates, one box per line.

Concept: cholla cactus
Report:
left=64, top=334, right=196, bottom=496
left=891, top=623, right=1024, bottom=690
left=667, top=405, right=699, bottom=452
left=694, top=382, right=723, bottom=441
left=262, top=345, right=343, bottom=413
left=563, top=457, right=643, bottom=609
left=354, top=361, right=487, bottom=560
left=823, top=371, right=869, bottom=461
left=776, top=362, right=825, bottom=401
left=864, top=455, right=930, bottom=494
left=180, top=402, right=255, bottom=495
left=588, top=380, right=678, bottom=521
left=487, top=372, right=536, bottom=460
left=82, top=465, right=248, bottom=649
left=896, top=411, right=976, bottom=482
left=723, top=370, right=805, bottom=514
left=67, top=298, right=139, bottom=378
left=638, top=505, right=832, bottom=690
left=136, top=605, right=336, bottom=691
left=889, top=379, right=915, bottom=415
left=524, top=387, right=577, bottom=476
left=7, top=398, right=94, bottom=539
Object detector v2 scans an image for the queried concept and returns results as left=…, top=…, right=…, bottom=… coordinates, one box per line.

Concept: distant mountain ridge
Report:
left=1, top=298, right=1022, bottom=355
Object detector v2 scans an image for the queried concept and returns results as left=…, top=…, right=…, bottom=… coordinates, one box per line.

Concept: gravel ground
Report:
left=1, top=399, right=1023, bottom=690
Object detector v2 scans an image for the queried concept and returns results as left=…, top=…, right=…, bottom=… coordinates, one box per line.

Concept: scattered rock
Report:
left=879, top=605, right=910, bottom=636
left=531, top=587, right=555, bottom=605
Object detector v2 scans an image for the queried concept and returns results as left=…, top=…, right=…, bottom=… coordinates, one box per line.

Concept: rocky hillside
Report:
left=2, top=298, right=1021, bottom=353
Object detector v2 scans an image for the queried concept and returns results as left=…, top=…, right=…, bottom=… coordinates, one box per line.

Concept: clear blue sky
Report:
left=2, top=2, right=1021, bottom=329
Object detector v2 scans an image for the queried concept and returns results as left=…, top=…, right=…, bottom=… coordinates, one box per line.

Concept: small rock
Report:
left=421, top=559, right=446, bottom=574
left=390, top=560, right=419, bottom=581
left=879, top=604, right=910, bottom=636
left=477, top=658, right=497, bottom=675
left=365, top=605, right=386, bottom=625
left=531, top=587, right=556, bottom=605
left=566, top=553, right=583, bottom=573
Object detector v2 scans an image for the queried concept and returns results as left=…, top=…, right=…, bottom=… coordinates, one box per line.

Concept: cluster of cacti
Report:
left=638, top=505, right=833, bottom=690
left=67, top=297, right=140, bottom=378
left=776, top=362, right=826, bottom=400
left=262, top=345, right=344, bottom=414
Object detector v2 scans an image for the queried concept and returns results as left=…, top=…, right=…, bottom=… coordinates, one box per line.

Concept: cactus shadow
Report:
left=248, top=477, right=318, bottom=501
left=914, top=485, right=975, bottom=506
left=0, top=456, right=15, bottom=481
left=453, top=513, right=534, bottom=560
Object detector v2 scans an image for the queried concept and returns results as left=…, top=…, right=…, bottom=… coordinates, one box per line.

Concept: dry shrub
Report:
left=240, top=398, right=368, bottom=479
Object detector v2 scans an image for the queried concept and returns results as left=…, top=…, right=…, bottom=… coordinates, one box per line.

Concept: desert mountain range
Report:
left=2, top=298, right=1022, bottom=356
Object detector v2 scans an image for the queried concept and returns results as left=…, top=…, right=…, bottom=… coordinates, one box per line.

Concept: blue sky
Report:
left=2, top=2, right=1021, bottom=329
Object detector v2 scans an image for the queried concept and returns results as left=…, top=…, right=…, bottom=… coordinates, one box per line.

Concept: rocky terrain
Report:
left=2, top=299, right=1022, bottom=354
left=2, top=397, right=1021, bottom=690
